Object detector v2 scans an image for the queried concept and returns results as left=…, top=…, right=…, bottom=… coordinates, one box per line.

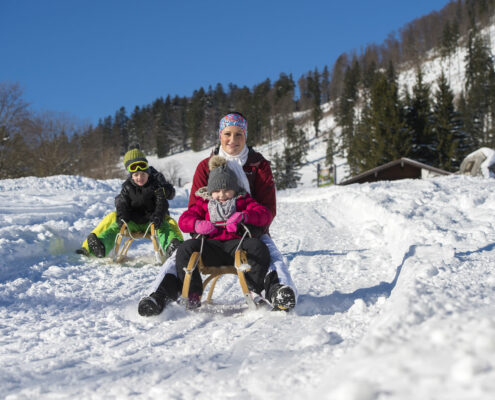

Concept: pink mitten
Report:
left=226, top=212, right=246, bottom=233
left=195, top=220, right=217, bottom=235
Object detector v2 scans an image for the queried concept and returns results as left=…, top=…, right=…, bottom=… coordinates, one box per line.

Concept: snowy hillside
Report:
left=398, top=23, right=495, bottom=97
left=1, top=172, right=495, bottom=399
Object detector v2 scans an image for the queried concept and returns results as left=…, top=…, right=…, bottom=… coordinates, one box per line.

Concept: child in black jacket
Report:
left=85, top=148, right=183, bottom=258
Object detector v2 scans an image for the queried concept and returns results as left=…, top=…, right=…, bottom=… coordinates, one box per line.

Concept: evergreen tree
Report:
left=152, top=98, right=170, bottom=158
left=297, top=74, right=312, bottom=111
left=462, top=29, right=495, bottom=147
left=250, top=79, right=271, bottom=145
left=212, top=83, right=228, bottom=134
left=272, top=152, right=286, bottom=189
left=432, top=72, right=467, bottom=170
left=441, top=21, right=454, bottom=59
left=113, top=107, right=129, bottom=154
left=126, top=106, right=144, bottom=149
left=406, top=69, right=436, bottom=165
left=202, top=87, right=218, bottom=146
left=271, top=149, right=301, bottom=190
left=176, top=96, right=189, bottom=151
left=350, top=65, right=410, bottom=173
left=329, top=53, right=349, bottom=101
left=382, top=63, right=411, bottom=161
left=321, top=65, right=331, bottom=103
left=100, top=115, right=113, bottom=149
left=337, top=60, right=360, bottom=153
left=325, top=129, right=336, bottom=167
left=307, top=68, right=323, bottom=137
left=186, top=88, right=206, bottom=151
left=228, top=84, right=251, bottom=119
left=213, top=83, right=228, bottom=113
left=271, top=73, right=296, bottom=137
left=285, top=118, right=308, bottom=168
left=282, top=145, right=301, bottom=188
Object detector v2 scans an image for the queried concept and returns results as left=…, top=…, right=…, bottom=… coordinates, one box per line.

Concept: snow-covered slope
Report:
left=1, top=173, right=495, bottom=399
left=398, top=23, right=495, bottom=97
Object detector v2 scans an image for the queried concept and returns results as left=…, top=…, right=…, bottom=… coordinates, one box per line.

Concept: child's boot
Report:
left=87, top=233, right=105, bottom=258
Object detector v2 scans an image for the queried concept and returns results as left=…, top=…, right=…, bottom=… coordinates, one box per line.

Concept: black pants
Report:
left=176, top=238, right=270, bottom=296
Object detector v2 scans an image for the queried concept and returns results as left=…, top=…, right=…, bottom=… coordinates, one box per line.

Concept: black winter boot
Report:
left=75, top=247, right=89, bottom=256
left=138, top=273, right=180, bottom=317
left=87, top=233, right=105, bottom=258
left=138, top=292, right=165, bottom=316
left=268, top=284, right=296, bottom=312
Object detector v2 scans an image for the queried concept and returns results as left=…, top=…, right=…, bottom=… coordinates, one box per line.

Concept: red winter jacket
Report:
left=189, top=147, right=276, bottom=223
left=179, top=191, right=273, bottom=241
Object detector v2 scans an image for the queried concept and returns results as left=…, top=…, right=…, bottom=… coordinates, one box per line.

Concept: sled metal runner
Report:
left=113, top=222, right=165, bottom=264
left=181, top=225, right=257, bottom=310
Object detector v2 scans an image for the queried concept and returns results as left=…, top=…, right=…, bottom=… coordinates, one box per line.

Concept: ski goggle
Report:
left=128, top=161, right=148, bottom=172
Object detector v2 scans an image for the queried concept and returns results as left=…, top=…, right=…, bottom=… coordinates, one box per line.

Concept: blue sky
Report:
left=1, top=0, right=452, bottom=125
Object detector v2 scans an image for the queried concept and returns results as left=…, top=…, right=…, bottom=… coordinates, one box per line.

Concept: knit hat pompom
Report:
left=207, top=156, right=240, bottom=195
left=208, top=155, right=228, bottom=171
left=123, top=148, right=149, bottom=173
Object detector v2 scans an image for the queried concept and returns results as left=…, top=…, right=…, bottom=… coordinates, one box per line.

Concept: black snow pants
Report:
left=176, top=237, right=270, bottom=296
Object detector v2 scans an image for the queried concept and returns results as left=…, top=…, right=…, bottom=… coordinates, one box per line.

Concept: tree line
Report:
left=1, top=0, right=493, bottom=181
left=334, top=19, right=495, bottom=176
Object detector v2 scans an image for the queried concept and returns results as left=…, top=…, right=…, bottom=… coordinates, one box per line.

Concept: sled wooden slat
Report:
left=113, top=223, right=164, bottom=264
left=181, top=249, right=253, bottom=305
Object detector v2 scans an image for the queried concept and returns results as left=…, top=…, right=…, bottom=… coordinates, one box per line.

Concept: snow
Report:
left=2, top=167, right=495, bottom=399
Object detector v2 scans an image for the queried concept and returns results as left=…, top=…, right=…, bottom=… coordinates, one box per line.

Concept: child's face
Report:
left=211, top=189, right=235, bottom=202
left=132, top=171, right=149, bottom=186
left=220, top=125, right=246, bottom=156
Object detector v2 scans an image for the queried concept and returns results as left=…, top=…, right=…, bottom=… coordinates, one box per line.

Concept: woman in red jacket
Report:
left=138, top=112, right=297, bottom=316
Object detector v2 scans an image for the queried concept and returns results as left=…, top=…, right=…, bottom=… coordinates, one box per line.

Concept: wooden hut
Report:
left=340, top=158, right=451, bottom=185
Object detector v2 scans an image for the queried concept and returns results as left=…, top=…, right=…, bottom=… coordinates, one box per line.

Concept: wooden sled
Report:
left=180, top=227, right=257, bottom=310
left=113, top=222, right=165, bottom=264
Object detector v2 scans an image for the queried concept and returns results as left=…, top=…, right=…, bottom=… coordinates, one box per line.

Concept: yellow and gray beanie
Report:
left=123, top=148, right=149, bottom=174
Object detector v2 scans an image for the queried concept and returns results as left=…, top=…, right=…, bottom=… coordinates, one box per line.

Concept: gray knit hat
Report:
left=207, top=156, right=240, bottom=195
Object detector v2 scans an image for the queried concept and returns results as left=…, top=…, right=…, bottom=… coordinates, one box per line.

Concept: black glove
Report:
left=165, top=238, right=181, bottom=258
left=163, top=183, right=175, bottom=200
left=117, top=218, right=126, bottom=228
left=151, top=216, right=162, bottom=228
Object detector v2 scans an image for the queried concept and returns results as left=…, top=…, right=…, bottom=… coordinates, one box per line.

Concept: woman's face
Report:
left=220, top=125, right=246, bottom=156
